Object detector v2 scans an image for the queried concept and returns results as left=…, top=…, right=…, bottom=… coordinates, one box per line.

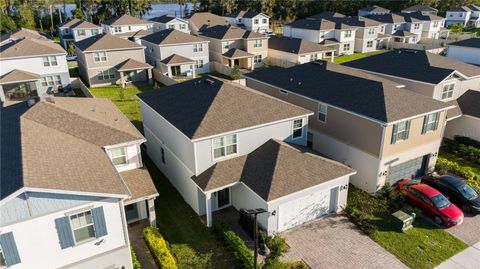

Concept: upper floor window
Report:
left=253, top=39, right=262, bottom=48
left=168, top=24, right=174, bottom=29
left=114, top=26, right=122, bottom=33
left=253, top=54, right=262, bottom=63
left=368, top=28, right=374, bottom=35
left=43, top=56, right=58, bottom=66
left=41, top=75, right=62, bottom=87
left=108, top=147, right=127, bottom=165
left=77, top=29, right=86, bottom=36
left=91, top=29, right=99, bottom=35
left=180, top=24, right=186, bottom=29
left=394, top=24, right=399, bottom=30
left=193, top=43, right=203, bottom=52
left=414, top=23, right=420, bottom=30
left=391, top=120, right=411, bottom=144
left=70, top=210, right=95, bottom=243
left=422, top=112, right=440, bottom=134
left=344, top=30, right=352, bottom=38
left=380, top=25, right=385, bottom=32
left=254, top=18, right=259, bottom=24
left=213, top=134, right=237, bottom=159
left=292, top=119, right=303, bottom=139
left=94, top=51, right=107, bottom=62
left=262, top=18, right=267, bottom=24
left=433, top=21, right=439, bottom=27
left=442, top=83, right=454, bottom=99
left=222, top=41, right=230, bottom=49
left=318, top=103, right=327, bottom=123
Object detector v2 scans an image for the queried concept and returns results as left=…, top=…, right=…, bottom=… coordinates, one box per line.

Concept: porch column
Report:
left=330, top=52, right=334, bottom=62
left=192, top=64, right=196, bottom=78
left=229, top=59, right=233, bottom=68
left=0, top=85, right=5, bottom=102
left=250, top=57, right=254, bottom=71
left=147, top=69, right=153, bottom=84
left=205, top=192, right=212, bottom=227
left=167, top=66, right=172, bottom=78
left=147, top=198, right=156, bottom=227
left=120, top=71, right=125, bottom=88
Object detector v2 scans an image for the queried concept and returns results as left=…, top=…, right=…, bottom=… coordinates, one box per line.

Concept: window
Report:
left=368, top=28, right=374, bottom=35
left=292, top=119, right=303, bottom=138
left=108, top=147, right=127, bottom=165
left=459, top=13, right=463, bottom=17
left=213, top=134, right=237, bottom=159
left=307, top=132, right=313, bottom=148
left=422, top=112, right=440, bottom=134
left=344, top=30, right=352, bottom=38
left=391, top=120, right=411, bottom=144
left=343, top=43, right=350, bottom=51
left=367, top=41, right=373, bottom=48
left=69, top=210, right=95, bottom=243
left=254, top=19, right=259, bottom=24
left=433, top=21, right=439, bottom=28
left=43, top=56, right=58, bottom=66
left=441, top=83, right=454, bottom=99
left=318, top=103, right=327, bottom=123
left=310, top=53, right=318, bottom=61
left=253, top=54, right=262, bottom=63
left=193, top=43, right=203, bottom=52
left=253, top=39, right=262, bottom=48
left=381, top=25, right=385, bottom=32
left=91, top=29, right=99, bottom=35
left=393, top=24, right=399, bottom=30
left=114, top=26, right=122, bottom=33
left=195, top=59, right=204, bottom=69
left=168, top=24, right=174, bottom=29
left=77, top=29, right=86, bottom=36
left=41, top=75, right=62, bottom=86
left=180, top=24, right=186, bottom=29
left=128, top=26, right=132, bottom=31
left=97, top=69, right=115, bottom=81
left=93, top=52, right=107, bottom=62
left=262, top=18, right=267, bottom=24
left=0, top=245, right=5, bottom=267
left=161, top=147, right=165, bottom=164
left=222, top=41, right=230, bottom=49
left=414, top=23, right=420, bottom=30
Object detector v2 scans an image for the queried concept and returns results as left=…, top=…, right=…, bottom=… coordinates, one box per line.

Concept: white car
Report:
left=66, top=55, right=77, bottom=61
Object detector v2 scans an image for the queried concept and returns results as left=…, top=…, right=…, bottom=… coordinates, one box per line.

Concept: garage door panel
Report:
left=387, top=155, right=428, bottom=185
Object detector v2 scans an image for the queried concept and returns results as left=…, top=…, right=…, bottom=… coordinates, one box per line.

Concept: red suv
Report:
left=395, top=179, right=464, bottom=227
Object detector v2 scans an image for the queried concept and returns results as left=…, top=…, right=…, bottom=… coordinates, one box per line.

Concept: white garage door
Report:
left=278, top=188, right=337, bottom=232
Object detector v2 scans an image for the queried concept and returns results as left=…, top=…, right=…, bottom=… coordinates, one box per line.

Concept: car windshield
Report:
left=458, top=184, right=479, bottom=200
left=431, top=194, right=451, bottom=209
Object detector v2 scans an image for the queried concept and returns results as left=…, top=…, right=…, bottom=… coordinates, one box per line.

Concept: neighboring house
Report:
left=57, top=19, right=102, bottom=49
left=0, top=28, right=50, bottom=45
left=101, top=14, right=153, bottom=39
left=186, top=12, right=230, bottom=35
left=137, top=76, right=355, bottom=233
left=0, top=97, right=158, bottom=269
left=224, top=11, right=270, bottom=33
left=444, top=90, right=480, bottom=141
left=199, top=25, right=269, bottom=70
left=447, top=37, right=480, bottom=65
left=446, top=4, right=480, bottom=28
left=0, top=38, right=70, bottom=103
left=75, top=34, right=153, bottom=87
left=358, top=5, right=390, bottom=16
left=149, top=14, right=190, bottom=33
left=268, top=36, right=335, bottom=65
left=141, top=29, right=210, bottom=78
left=401, top=5, right=438, bottom=16
left=244, top=61, right=452, bottom=193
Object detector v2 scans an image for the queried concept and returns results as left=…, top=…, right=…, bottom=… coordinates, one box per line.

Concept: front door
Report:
left=125, top=203, right=139, bottom=222
left=172, top=66, right=181, bottom=76
left=234, top=59, right=240, bottom=67
left=216, top=188, right=230, bottom=209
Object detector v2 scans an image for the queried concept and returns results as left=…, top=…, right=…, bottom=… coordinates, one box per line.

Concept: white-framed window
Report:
left=422, top=112, right=440, bottom=134
left=222, top=41, right=230, bottom=49
left=108, top=147, right=127, bottom=165
left=77, top=29, right=86, bottom=36
left=393, top=24, right=399, bottom=30
left=0, top=244, right=6, bottom=267
left=114, top=26, right=122, bottom=33
left=318, top=103, right=327, bottom=123
left=97, top=69, right=115, bottom=80
left=180, top=24, right=186, bottom=29
left=193, top=43, right=203, bottom=52
left=94, top=51, right=107, bottom=62
left=391, top=120, right=410, bottom=144
left=128, top=26, right=132, bottom=31
left=414, top=23, right=420, bottom=30
left=253, top=54, right=262, bottom=63
left=43, top=56, right=58, bottom=66
left=262, top=18, right=267, bottom=24
left=168, top=24, right=174, bottom=29
left=213, top=134, right=237, bottom=159
left=433, top=21, right=439, bottom=28
left=195, top=59, right=204, bottom=69
left=91, top=29, right=99, bottom=35
left=41, top=75, right=62, bottom=87
left=253, top=39, right=262, bottom=48
left=367, top=41, right=373, bottom=48
left=310, top=53, right=318, bottom=61
left=344, top=30, right=352, bottom=38
left=69, top=210, right=95, bottom=244
left=343, top=43, right=350, bottom=51
left=441, top=83, right=454, bottom=99
left=292, top=119, right=303, bottom=139
left=380, top=25, right=385, bottom=32
left=254, top=19, right=259, bottom=24
left=368, top=28, right=374, bottom=35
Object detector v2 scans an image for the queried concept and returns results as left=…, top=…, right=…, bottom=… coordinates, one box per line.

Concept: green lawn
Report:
left=334, top=50, right=385, bottom=64
left=72, top=88, right=85, bottom=97
left=69, top=67, right=79, bottom=78
left=347, top=186, right=468, bottom=269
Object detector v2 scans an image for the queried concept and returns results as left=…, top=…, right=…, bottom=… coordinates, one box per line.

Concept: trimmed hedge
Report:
left=213, top=221, right=255, bottom=269
left=436, top=157, right=480, bottom=192
left=143, top=227, right=178, bottom=269
left=131, top=246, right=142, bottom=269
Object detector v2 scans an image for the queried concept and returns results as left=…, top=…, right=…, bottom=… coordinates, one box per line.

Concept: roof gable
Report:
left=103, top=14, right=149, bottom=26
left=141, top=29, right=206, bottom=45
left=0, top=38, right=65, bottom=59
left=75, top=34, right=143, bottom=52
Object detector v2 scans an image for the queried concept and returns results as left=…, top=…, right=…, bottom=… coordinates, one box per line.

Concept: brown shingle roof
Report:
left=160, top=54, right=195, bottom=65
left=201, top=25, right=265, bottom=40
left=115, top=58, right=152, bottom=71
left=222, top=48, right=253, bottom=59
left=192, top=139, right=355, bottom=201
left=0, top=38, right=66, bottom=59
left=121, top=168, right=159, bottom=202
left=59, top=18, right=101, bottom=29
left=75, top=34, right=143, bottom=52
left=137, top=76, right=312, bottom=140
left=269, top=36, right=334, bottom=54
left=0, top=69, right=40, bottom=84
left=141, top=29, right=207, bottom=45
left=0, top=28, right=50, bottom=43
left=186, top=12, right=230, bottom=31
left=103, top=14, right=150, bottom=26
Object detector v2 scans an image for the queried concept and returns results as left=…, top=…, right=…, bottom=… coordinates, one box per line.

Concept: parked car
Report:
left=66, top=54, right=77, bottom=61
left=422, top=175, right=480, bottom=214
left=395, top=179, right=464, bottom=227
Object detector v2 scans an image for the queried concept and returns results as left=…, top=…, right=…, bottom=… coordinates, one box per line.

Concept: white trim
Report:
left=317, top=102, right=328, bottom=124
left=291, top=118, right=304, bottom=140
left=211, top=133, right=239, bottom=161
left=214, top=187, right=232, bottom=210
left=123, top=194, right=159, bottom=206
left=387, top=106, right=455, bottom=126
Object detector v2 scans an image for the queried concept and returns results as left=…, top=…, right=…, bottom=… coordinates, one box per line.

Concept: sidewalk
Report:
left=128, top=220, right=157, bottom=269
left=436, top=242, right=480, bottom=269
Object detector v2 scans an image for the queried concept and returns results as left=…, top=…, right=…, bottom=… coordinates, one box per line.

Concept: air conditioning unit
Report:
left=391, top=210, right=415, bottom=232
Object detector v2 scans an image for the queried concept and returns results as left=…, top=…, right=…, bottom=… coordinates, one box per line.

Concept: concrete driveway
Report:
left=282, top=215, right=408, bottom=269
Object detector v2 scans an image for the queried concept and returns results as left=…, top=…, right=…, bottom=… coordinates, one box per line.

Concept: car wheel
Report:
left=434, top=216, right=443, bottom=225
left=461, top=205, right=471, bottom=214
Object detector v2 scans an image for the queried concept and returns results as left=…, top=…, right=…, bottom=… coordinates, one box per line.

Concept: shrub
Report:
left=443, top=138, right=480, bottom=164
left=230, top=65, right=241, bottom=80
left=436, top=157, right=480, bottom=193
left=376, top=183, right=404, bottom=213
left=143, top=227, right=178, bottom=269
left=131, top=246, right=142, bottom=269
left=213, top=221, right=255, bottom=269
left=170, top=245, right=212, bottom=269
left=265, top=234, right=289, bottom=258
left=344, top=206, right=378, bottom=234
left=455, top=136, right=480, bottom=149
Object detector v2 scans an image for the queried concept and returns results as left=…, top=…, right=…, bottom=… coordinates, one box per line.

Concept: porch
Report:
left=160, top=54, right=196, bottom=79
left=115, top=58, right=153, bottom=88
left=0, top=69, right=41, bottom=103
left=390, top=30, right=417, bottom=44
left=376, top=33, right=392, bottom=49
left=222, top=48, right=255, bottom=71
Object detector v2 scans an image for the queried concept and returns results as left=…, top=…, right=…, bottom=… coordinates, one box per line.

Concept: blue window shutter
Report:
left=391, top=124, right=398, bottom=144
left=421, top=115, right=428, bottom=134
left=0, top=232, right=21, bottom=266
left=405, top=120, right=411, bottom=140
left=55, top=216, right=75, bottom=249
left=92, top=207, right=108, bottom=238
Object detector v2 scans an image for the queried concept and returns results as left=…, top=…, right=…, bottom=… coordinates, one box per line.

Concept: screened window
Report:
left=254, top=54, right=262, bottom=63
left=70, top=210, right=95, bottom=243
left=318, top=103, right=327, bottom=123
left=43, top=56, right=58, bottom=66
left=213, top=134, right=237, bottom=159
left=253, top=39, right=262, bottom=48
left=97, top=69, right=115, bottom=80
left=391, top=120, right=411, bottom=144
left=422, top=112, right=440, bottom=134
left=193, top=43, right=203, bottom=52
left=94, top=52, right=107, bottom=62
left=292, top=119, right=303, bottom=138
left=108, top=147, right=127, bottom=165
left=442, top=83, right=454, bottom=99
left=41, top=75, right=62, bottom=86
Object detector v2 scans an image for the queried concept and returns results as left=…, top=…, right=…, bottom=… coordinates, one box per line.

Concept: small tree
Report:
left=118, top=87, right=125, bottom=101
left=230, top=65, right=240, bottom=80
left=67, top=43, right=76, bottom=55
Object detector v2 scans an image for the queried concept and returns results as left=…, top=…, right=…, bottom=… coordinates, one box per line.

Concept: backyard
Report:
left=334, top=50, right=385, bottom=64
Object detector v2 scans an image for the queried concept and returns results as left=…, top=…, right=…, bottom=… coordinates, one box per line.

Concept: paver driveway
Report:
left=446, top=213, right=480, bottom=246
left=282, top=215, right=408, bottom=269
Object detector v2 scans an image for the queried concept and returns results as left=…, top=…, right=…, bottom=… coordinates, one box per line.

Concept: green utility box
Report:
left=391, top=210, right=415, bottom=232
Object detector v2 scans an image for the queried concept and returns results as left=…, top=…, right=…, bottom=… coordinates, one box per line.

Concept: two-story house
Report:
left=358, top=5, right=390, bottom=17
left=199, top=25, right=269, bottom=70
left=446, top=4, right=480, bottom=28
left=137, top=76, right=355, bottom=233
left=244, top=61, right=452, bottom=193
left=402, top=5, right=439, bottom=16
left=149, top=14, right=190, bottom=33
left=268, top=36, right=335, bottom=65
left=101, top=14, right=153, bottom=40
left=186, top=12, right=230, bottom=35
left=224, top=11, right=270, bottom=33
left=0, top=28, right=50, bottom=45
left=344, top=49, right=480, bottom=141
left=57, top=19, right=102, bottom=49
left=368, top=13, right=423, bottom=44
left=141, top=29, right=210, bottom=78
left=0, top=97, right=158, bottom=269
left=75, top=34, right=153, bottom=87
left=0, top=37, right=70, bottom=103
left=447, top=37, right=480, bottom=65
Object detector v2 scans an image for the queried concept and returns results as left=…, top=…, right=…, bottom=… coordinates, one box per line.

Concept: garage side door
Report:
left=387, top=155, right=428, bottom=185
left=278, top=189, right=333, bottom=232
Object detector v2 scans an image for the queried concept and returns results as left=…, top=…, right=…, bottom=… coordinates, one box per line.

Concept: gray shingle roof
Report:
left=200, top=25, right=265, bottom=40
left=141, top=29, right=206, bottom=45
left=449, top=37, right=480, bottom=48
left=0, top=38, right=66, bottom=59
left=149, top=14, right=177, bottom=23
left=59, top=18, right=101, bottom=29
left=392, top=30, right=416, bottom=37
left=457, top=90, right=480, bottom=118
left=192, top=139, right=355, bottom=201
left=121, top=168, right=159, bottom=202
left=103, top=14, right=150, bottom=26
left=344, top=49, right=480, bottom=84
left=268, top=36, right=333, bottom=54
left=186, top=12, right=230, bottom=32
left=222, top=48, right=253, bottom=58
left=74, top=34, right=143, bottom=52
left=0, top=28, right=50, bottom=43
left=402, top=5, right=438, bottom=13
left=244, top=61, right=450, bottom=123
left=115, top=58, right=152, bottom=71
left=137, top=76, right=312, bottom=140
left=160, top=54, right=195, bottom=65
left=359, top=5, right=390, bottom=13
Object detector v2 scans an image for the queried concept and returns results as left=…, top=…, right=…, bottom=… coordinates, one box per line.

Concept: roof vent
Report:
left=404, top=49, right=418, bottom=54
left=289, top=78, right=294, bottom=82
left=205, top=78, right=215, bottom=85
left=298, top=82, right=302, bottom=85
